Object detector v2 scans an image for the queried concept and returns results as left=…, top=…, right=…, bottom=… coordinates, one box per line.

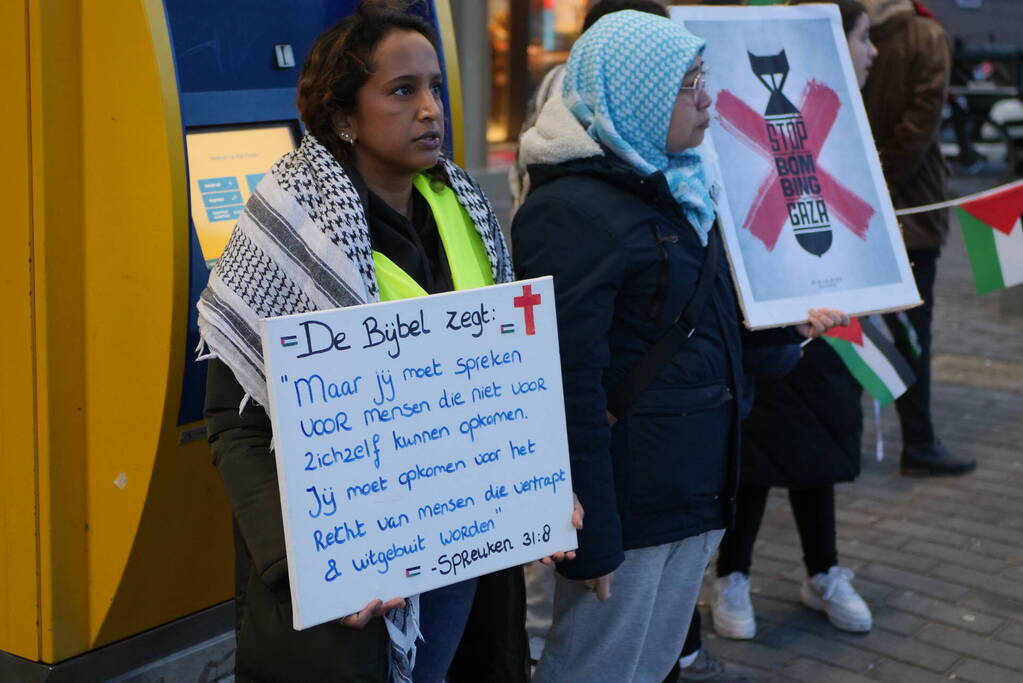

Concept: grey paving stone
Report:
left=959, top=479, right=1023, bottom=504
left=836, top=509, right=882, bottom=527
left=932, top=564, right=1023, bottom=603
left=755, top=539, right=804, bottom=565
left=757, top=624, right=880, bottom=673
left=855, top=563, right=971, bottom=602
left=836, top=527, right=912, bottom=551
left=875, top=518, right=1021, bottom=562
left=940, top=517, right=1023, bottom=549
left=866, top=497, right=1002, bottom=526
left=751, top=556, right=802, bottom=581
left=749, top=575, right=803, bottom=602
left=899, top=540, right=1007, bottom=575
left=752, top=595, right=838, bottom=638
left=953, top=658, right=1023, bottom=683
left=997, top=516, right=1023, bottom=531
left=831, top=628, right=960, bottom=673
left=874, top=518, right=975, bottom=548
left=916, top=623, right=1023, bottom=670
left=779, top=657, right=879, bottom=683
left=838, top=539, right=940, bottom=574
left=885, top=590, right=1003, bottom=635
left=994, top=622, right=1023, bottom=648
left=701, top=634, right=800, bottom=672
left=870, top=607, right=927, bottom=638
left=961, top=592, right=1023, bottom=625
left=867, top=658, right=954, bottom=683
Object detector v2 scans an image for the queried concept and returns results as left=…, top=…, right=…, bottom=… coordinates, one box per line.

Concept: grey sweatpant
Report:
left=532, top=529, right=724, bottom=683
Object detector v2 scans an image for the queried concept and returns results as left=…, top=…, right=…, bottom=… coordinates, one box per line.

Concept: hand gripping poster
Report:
left=671, top=5, right=921, bottom=329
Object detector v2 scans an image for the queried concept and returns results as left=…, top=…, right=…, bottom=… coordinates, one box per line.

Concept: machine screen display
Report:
left=186, top=123, right=297, bottom=267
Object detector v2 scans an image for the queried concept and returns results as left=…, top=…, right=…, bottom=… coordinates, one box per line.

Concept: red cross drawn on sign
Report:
left=716, top=80, right=875, bottom=251
left=513, top=284, right=542, bottom=336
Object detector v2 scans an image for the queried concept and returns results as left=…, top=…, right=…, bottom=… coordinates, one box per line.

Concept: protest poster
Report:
left=260, top=277, right=576, bottom=629
left=671, top=5, right=921, bottom=329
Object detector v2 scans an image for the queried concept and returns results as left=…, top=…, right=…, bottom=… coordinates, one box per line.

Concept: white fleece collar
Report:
left=517, top=93, right=603, bottom=170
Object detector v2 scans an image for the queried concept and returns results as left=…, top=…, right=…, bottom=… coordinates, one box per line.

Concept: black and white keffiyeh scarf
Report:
left=196, top=133, right=513, bottom=681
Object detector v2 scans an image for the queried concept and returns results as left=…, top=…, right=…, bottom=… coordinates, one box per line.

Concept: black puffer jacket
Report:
left=740, top=340, right=864, bottom=489
left=512, top=148, right=743, bottom=581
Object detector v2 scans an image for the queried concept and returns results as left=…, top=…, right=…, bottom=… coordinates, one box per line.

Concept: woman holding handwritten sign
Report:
left=198, top=3, right=578, bottom=682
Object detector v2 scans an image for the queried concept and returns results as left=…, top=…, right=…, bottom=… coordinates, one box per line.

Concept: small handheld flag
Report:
left=822, top=317, right=915, bottom=406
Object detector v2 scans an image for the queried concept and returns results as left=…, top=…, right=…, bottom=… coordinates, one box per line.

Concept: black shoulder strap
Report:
left=606, top=223, right=722, bottom=421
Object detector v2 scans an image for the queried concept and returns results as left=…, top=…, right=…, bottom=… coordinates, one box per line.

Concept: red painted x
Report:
left=716, top=80, right=875, bottom=251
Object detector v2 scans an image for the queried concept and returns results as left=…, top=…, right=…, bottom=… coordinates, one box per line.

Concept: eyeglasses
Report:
left=679, top=66, right=709, bottom=95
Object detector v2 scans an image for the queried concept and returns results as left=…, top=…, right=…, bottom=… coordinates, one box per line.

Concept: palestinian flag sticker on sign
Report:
left=822, top=317, right=915, bottom=406
left=957, top=180, right=1023, bottom=295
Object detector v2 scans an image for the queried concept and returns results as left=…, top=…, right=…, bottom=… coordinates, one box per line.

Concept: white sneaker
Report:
left=712, top=572, right=756, bottom=639
left=800, top=566, right=873, bottom=632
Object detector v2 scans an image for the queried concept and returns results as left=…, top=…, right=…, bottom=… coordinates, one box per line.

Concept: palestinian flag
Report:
left=887, top=311, right=921, bottom=360
left=822, top=317, right=915, bottom=406
left=957, top=180, right=1023, bottom=294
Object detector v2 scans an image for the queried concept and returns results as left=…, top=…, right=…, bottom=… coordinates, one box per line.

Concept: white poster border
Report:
left=672, top=4, right=921, bottom=329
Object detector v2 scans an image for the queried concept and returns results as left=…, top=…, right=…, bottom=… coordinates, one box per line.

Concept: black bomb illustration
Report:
left=748, top=50, right=833, bottom=256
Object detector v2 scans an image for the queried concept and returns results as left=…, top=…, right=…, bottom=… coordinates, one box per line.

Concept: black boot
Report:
left=901, top=441, right=976, bottom=477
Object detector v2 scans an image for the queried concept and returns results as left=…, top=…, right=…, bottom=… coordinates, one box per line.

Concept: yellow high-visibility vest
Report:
left=372, top=173, right=494, bottom=301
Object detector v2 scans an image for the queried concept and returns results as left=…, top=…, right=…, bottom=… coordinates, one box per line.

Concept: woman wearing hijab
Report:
left=512, top=11, right=736, bottom=681
left=198, top=3, right=577, bottom=681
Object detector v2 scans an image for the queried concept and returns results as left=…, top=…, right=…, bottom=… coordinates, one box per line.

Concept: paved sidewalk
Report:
left=701, top=183, right=1023, bottom=683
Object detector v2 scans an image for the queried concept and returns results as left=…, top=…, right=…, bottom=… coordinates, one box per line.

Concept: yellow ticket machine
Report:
left=0, top=1, right=461, bottom=679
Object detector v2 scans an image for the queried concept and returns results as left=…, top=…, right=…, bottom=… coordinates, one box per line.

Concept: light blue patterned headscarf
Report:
left=563, top=10, right=715, bottom=244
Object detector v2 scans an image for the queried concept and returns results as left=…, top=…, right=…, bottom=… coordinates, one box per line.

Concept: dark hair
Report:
left=296, top=1, right=439, bottom=165
left=788, top=0, right=867, bottom=35
left=583, top=0, right=669, bottom=32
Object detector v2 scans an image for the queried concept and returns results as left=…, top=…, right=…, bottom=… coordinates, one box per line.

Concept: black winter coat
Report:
left=512, top=153, right=744, bottom=581
left=741, top=340, right=864, bottom=489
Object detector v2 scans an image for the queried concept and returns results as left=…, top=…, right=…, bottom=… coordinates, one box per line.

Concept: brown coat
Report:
left=861, top=1, right=951, bottom=250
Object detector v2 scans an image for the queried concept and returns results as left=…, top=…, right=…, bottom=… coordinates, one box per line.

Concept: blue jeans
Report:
left=412, top=578, right=479, bottom=683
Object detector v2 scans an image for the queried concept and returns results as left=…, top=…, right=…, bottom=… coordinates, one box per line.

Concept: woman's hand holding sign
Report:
left=796, top=308, right=850, bottom=339
left=338, top=598, right=406, bottom=629
left=537, top=493, right=584, bottom=565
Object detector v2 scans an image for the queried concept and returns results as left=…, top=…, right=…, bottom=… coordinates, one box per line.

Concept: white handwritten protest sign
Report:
left=261, top=277, right=576, bottom=629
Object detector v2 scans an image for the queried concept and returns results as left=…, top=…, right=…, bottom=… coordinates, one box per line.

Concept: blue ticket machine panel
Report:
left=166, top=0, right=457, bottom=426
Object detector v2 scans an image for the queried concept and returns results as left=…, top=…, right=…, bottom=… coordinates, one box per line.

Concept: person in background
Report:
left=199, top=3, right=576, bottom=681
left=709, top=0, right=880, bottom=645
left=860, top=0, right=976, bottom=476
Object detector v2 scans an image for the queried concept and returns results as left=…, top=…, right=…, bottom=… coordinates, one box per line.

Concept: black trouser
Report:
left=664, top=609, right=703, bottom=681
left=671, top=484, right=839, bottom=672
left=884, top=248, right=939, bottom=449
left=716, top=484, right=839, bottom=578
